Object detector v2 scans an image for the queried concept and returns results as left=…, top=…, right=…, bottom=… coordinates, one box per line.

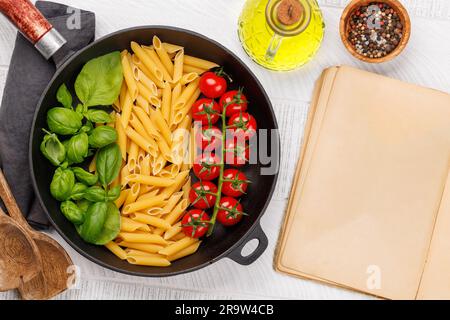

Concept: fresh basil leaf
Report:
left=60, top=200, right=85, bottom=225
left=92, top=201, right=120, bottom=245
left=72, top=167, right=98, bottom=186
left=83, top=186, right=106, bottom=202
left=106, top=185, right=121, bottom=201
left=66, top=133, right=89, bottom=164
left=96, top=143, right=121, bottom=188
left=88, top=126, right=118, bottom=149
left=40, top=130, right=66, bottom=166
left=47, top=107, right=82, bottom=135
left=56, top=84, right=73, bottom=109
left=75, top=103, right=87, bottom=116
left=79, top=121, right=94, bottom=134
left=50, top=167, right=75, bottom=201
left=84, top=109, right=112, bottom=123
left=77, top=199, right=92, bottom=213
left=76, top=202, right=108, bottom=244
left=74, top=52, right=123, bottom=107
left=70, top=182, right=88, bottom=201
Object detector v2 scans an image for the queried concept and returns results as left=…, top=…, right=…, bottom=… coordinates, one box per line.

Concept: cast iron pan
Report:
left=29, top=26, right=279, bottom=277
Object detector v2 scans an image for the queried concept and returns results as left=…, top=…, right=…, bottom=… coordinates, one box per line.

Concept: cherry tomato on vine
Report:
left=222, top=169, right=250, bottom=197
left=224, top=137, right=250, bottom=167
left=195, top=125, right=222, bottom=151
left=199, top=71, right=227, bottom=98
left=219, top=89, right=248, bottom=117
left=227, top=112, right=257, bottom=140
left=217, top=197, right=245, bottom=226
left=193, top=154, right=221, bottom=181
left=189, top=181, right=218, bottom=209
left=181, top=209, right=210, bottom=238
left=192, top=98, right=221, bottom=125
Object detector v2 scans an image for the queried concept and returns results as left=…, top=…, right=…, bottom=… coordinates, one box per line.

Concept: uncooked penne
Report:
left=161, top=82, right=172, bottom=122
left=118, top=232, right=167, bottom=245
left=126, top=255, right=171, bottom=267
left=105, top=241, right=127, bottom=260
left=122, top=194, right=166, bottom=214
left=143, top=46, right=173, bottom=82
left=116, top=241, right=164, bottom=254
left=167, top=241, right=201, bottom=261
left=115, top=189, right=130, bottom=208
left=162, top=42, right=183, bottom=54
left=159, top=237, right=197, bottom=256
left=172, top=78, right=200, bottom=111
left=183, top=64, right=207, bottom=75
left=149, top=108, right=172, bottom=146
left=120, top=91, right=133, bottom=129
left=164, top=222, right=182, bottom=240
left=184, top=54, right=219, bottom=70
left=172, top=49, right=184, bottom=82
left=153, top=36, right=174, bottom=76
left=121, top=54, right=138, bottom=101
left=121, top=216, right=151, bottom=232
left=161, top=191, right=184, bottom=214
left=126, top=174, right=175, bottom=187
left=115, top=114, right=127, bottom=160
left=164, top=198, right=189, bottom=225
left=130, top=213, right=171, bottom=230
left=130, top=41, right=163, bottom=81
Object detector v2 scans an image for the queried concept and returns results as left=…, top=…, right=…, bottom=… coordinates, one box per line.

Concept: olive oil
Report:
left=238, top=0, right=325, bottom=71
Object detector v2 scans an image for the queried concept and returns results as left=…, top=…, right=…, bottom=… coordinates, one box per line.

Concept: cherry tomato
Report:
left=192, top=98, right=221, bottom=125
left=217, top=197, right=244, bottom=226
left=222, top=169, right=249, bottom=197
left=227, top=112, right=257, bottom=140
left=219, top=89, right=248, bottom=117
left=199, top=71, right=227, bottom=98
left=224, top=137, right=250, bottom=167
left=181, top=209, right=210, bottom=238
left=195, top=125, right=222, bottom=151
left=189, top=181, right=218, bottom=209
left=193, top=154, right=221, bottom=181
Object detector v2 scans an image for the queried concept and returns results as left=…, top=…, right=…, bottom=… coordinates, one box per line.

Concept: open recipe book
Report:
left=275, top=66, right=450, bottom=300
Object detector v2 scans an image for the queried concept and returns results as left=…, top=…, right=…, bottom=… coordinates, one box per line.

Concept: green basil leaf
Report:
left=74, top=52, right=123, bottom=107
left=47, top=107, right=82, bottom=135
left=72, top=167, right=98, bottom=186
left=75, top=103, right=87, bottom=116
left=76, top=202, right=108, bottom=244
left=40, top=130, right=66, bottom=166
left=84, top=109, right=112, bottom=123
left=106, top=185, right=121, bottom=201
left=70, top=183, right=88, bottom=201
left=79, top=121, right=94, bottom=134
left=77, top=199, right=92, bottom=213
left=92, top=202, right=120, bottom=245
left=56, top=84, right=73, bottom=109
left=83, top=186, right=106, bottom=202
left=66, top=133, right=89, bottom=164
left=96, top=143, right=121, bottom=188
left=60, top=200, right=85, bottom=225
left=88, top=126, right=117, bottom=149
left=50, top=167, right=75, bottom=201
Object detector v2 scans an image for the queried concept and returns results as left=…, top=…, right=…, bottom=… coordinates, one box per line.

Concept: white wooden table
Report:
left=0, top=0, right=449, bottom=300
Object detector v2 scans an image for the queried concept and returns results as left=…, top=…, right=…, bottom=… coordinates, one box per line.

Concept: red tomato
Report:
left=222, top=169, right=249, bottom=197
left=189, top=181, right=218, bottom=209
left=219, top=89, right=248, bottom=117
left=192, top=98, right=221, bottom=125
left=227, top=112, right=257, bottom=140
left=199, top=71, right=227, bottom=98
left=193, top=154, right=221, bottom=181
left=224, top=137, right=250, bottom=167
left=182, top=209, right=210, bottom=238
left=217, top=197, right=244, bottom=226
left=195, top=125, right=222, bottom=151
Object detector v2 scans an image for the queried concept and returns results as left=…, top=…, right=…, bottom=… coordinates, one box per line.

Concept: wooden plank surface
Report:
left=0, top=0, right=449, bottom=300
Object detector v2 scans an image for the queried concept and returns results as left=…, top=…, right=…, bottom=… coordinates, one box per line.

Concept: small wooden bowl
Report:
left=339, top=0, right=411, bottom=63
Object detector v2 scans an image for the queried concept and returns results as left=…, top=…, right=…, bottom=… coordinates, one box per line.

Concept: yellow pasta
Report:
left=161, top=191, right=184, bottom=214
left=184, top=54, right=219, bottom=70
left=133, top=107, right=160, bottom=140
left=173, top=87, right=201, bottom=125
left=115, top=189, right=130, bottom=208
left=136, top=81, right=154, bottom=103
left=125, top=127, right=154, bottom=154
left=164, top=198, right=189, bottom=225
left=127, top=141, right=139, bottom=172
left=164, top=222, right=182, bottom=240
left=172, top=78, right=200, bottom=111
left=121, top=54, right=138, bottom=101
left=183, top=64, right=207, bottom=75
left=180, top=72, right=199, bottom=86
left=120, top=91, right=133, bottom=129
left=150, top=108, right=172, bottom=146
left=163, top=42, right=183, bottom=54
left=116, top=241, right=164, bottom=253
left=143, top=45, right=173, bottom=82
left=126, top=255, right=171, bottom=267
left=140, top=154, right=151, bottom=176
left=167, top=241, right=201, bottom=261
left=123, top=194, right=166, bottom=214
left=121, top=216, right=151, bottom=232
left=152, top=154, right=167, bottom=175
left=130, top=213, right=171, bottom=230
left=124, top=183, right=140, bottom=207
left=126, top=174, right=175, bottom=187
left=130, top=41, right=163, bottom=81
left=128, top=113, right=153, bottom=142
left=153, top=36, right=174, bottom=76
left=159, top=237, right=197, bottom=256
left=118, top=232, right=167, bottom=245
left=172, top=49, right=184, bottom=82
left=135, top=61, right=165, bottom=88
left=115, top=114, right=127, bottom=160
left=136, top=68, right=158, bottom=96
left=105, top=242, right=127, bottom=260
left=182, top=177, right=191, bottom=201
left=161, top=82, right=172, bottom=122
left=159, top=170, right=189, bottom=200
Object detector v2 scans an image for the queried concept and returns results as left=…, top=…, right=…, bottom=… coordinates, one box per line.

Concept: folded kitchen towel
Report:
left=0, top=1, right=95, bottom=229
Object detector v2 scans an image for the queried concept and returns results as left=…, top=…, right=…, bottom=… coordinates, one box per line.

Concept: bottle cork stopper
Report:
left=277, top=0, right=303, bottom=26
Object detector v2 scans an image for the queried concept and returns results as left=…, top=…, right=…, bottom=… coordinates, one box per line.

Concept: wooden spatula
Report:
left=0, top=169, right=74, bottom=299
left=0, top=206, right=41, bottom=291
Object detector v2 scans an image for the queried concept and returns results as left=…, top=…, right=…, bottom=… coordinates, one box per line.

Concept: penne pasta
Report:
left=143, top=45, right=173, bottom=82
left=180, top=72, right=199, bottom=86
left=115, top=114, right=127, bottom=160
left=123, top=194, right=166, bottom=214
left=126, top=255, right=171, bottom=267
left=161, top=191, right=184, bottom=214
left=162, top=42, right=183, bottom=54
left=115, top=189, right=130, bottom=208
left=105, top=242, right=127, bottom=260
left=164, top=198, right=189, bottom=225
left=183, top=64, right=207, bottom=75
left=173, top=88, right=201, bottom=126
left=125, top=127, right=154, bottom=154
left=164, top=222, right=182, bottom=240
left=153, top=36, right=174, bottom=76
left=149, top=108, right=172, bottom=146
left=120, top=91, right=134, bottom=129
left=161, top=82, right=172, bottom=122
left=121, top=54, right=138, bottom=101
left=172, top=49, right=184, bottom=82
left=130, top=213, right=172, bottom=230
left=126, top=174, right=175, bottom=187
left=127, top=141, right=139, bottom=172
left=121, top=216, right=151, bottom=232
left=116, top=241, right=164, bottom=253
left=184, top=54, right=219, bottom=70
left=167, top=241, right=201, bottom=261
left=124, top=183, right=140, bottom=207
left=118, top=232, right=168, bottom=245
left=172, top=78, right=200, bottom=111
left=130, top=41, right=164, bottom=81
left=159, top=237, right=197, bottom=256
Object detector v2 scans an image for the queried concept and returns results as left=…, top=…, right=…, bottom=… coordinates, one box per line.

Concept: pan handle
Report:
left=0, top=0, right=66, bottom=59
left=227, top=222, right=268, bottom=265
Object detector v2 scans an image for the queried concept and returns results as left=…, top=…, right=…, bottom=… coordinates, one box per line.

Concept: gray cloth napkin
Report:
left=0, top=1, right=95, bottom=229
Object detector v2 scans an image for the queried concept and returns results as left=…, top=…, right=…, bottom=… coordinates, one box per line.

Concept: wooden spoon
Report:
left=0, top=169, right=74, bottom=299
left=0, top=206, right=41, bottom=291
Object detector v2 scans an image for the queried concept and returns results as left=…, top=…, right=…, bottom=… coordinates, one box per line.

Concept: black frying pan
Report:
left=3, top=1, right=279, bottom=277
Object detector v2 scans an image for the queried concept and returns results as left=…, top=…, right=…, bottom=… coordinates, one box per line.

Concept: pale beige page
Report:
left=416, top=170, right=450, bottom=300
left=278, top=66, right=450, bottom=300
